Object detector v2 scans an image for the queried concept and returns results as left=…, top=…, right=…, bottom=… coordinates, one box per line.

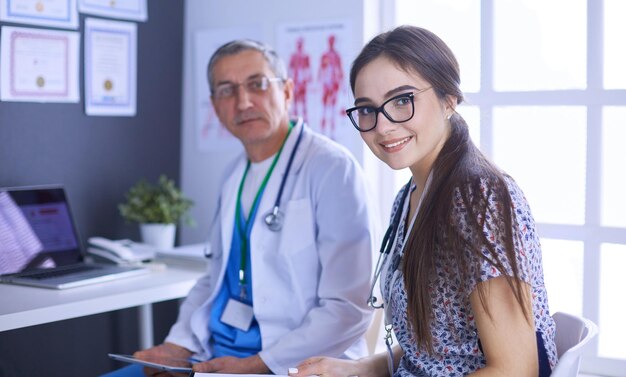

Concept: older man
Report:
left=105, top=40, right=375, bottom=376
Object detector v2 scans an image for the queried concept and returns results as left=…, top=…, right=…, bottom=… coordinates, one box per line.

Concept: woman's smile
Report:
left=380, top=135, right=413, bottom=152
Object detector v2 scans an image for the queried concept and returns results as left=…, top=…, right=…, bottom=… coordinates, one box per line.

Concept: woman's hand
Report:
left=289, top=356, right=366, bottom=377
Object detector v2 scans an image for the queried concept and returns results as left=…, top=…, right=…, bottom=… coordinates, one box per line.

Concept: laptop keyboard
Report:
left=20, top=265, right=102, bottom=280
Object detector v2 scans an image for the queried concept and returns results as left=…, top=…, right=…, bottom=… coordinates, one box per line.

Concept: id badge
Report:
left=220, top=298, right=254, bottom=331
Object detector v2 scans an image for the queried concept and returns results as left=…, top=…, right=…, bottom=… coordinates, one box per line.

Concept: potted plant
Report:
left=119, top=175, right=194, bottom=250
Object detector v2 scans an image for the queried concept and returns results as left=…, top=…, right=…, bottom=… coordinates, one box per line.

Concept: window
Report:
left=392, top=0, right=626, bottom=374
left=601, top=107, right=626, bottom=228
left=492, top=106, right=587, bottom=225
left=493, top=0, right=586, bottom=91
left=604, top=0, right=626, bottom=89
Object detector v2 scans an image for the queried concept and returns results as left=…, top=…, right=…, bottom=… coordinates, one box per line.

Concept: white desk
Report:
left=0, top=264, right=204, bottom=349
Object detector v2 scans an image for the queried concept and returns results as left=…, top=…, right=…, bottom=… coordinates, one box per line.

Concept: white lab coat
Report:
left=165, top=121, right=375, bottom=374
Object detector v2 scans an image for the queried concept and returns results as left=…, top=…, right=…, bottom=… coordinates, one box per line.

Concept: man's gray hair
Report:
left=207, top=39, right=287, bottom=94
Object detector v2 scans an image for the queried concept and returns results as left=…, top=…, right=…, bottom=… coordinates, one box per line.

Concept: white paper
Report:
left=0, top=26, right=80, bottom=103
left=156, top=243, right=206, bottom=260
left=194, top=374, right=289, bottom=377
left=194, top=27, right=261, bottom=152
left=84, top=17, right=137, bottom=116
left=0, top=0, right=78, bottom=29
left=78, top=0, right=147, bottom=21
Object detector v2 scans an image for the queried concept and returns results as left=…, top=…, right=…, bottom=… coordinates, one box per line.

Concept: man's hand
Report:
left=133, top=342, right=193, bottom=377
left=134, top=342, right=192, bottom=360
left=192, top=354, right=270, bottom=374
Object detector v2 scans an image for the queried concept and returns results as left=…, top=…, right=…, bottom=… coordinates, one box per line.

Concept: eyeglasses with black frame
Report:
left=345, top=87, right=432, bottom=132
left=213, top=76, right=285, bottom=99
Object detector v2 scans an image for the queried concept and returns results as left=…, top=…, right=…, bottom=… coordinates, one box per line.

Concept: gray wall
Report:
left=0, top=1, right=185, bottom=375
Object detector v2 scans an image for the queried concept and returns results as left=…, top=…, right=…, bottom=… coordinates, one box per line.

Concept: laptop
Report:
left=0, top=185, right=149, bottom=289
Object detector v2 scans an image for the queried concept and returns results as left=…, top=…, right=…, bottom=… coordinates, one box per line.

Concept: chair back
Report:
left=550, top=311, right=598, bottom=377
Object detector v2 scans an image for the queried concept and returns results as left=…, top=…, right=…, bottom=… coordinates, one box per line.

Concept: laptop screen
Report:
left=0, top=187, right=83, bottom=275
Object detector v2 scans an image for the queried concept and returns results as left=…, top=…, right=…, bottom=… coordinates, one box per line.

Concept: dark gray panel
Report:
left=0, top=1, right=185, bottom=375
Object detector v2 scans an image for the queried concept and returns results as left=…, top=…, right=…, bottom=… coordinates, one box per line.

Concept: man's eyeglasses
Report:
left=213, top=76, right=285, bottom=99
left=345, top=87, right=432, bottom=132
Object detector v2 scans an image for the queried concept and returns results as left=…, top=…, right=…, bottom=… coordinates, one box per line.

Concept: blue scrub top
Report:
left=208, top=203, right=262, bottom=358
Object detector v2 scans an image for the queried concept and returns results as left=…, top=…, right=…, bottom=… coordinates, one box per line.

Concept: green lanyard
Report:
left=234, top=123, right=293, bottom=298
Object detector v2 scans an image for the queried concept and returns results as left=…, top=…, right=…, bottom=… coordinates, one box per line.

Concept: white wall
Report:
left=180, top=0, right=383, bottom=244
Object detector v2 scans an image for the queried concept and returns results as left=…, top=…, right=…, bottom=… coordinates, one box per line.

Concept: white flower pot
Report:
left=140, top=223, right=176, bottom=250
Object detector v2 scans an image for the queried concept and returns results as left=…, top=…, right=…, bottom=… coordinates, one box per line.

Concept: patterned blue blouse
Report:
left=383, top=176, right=557, bottom=376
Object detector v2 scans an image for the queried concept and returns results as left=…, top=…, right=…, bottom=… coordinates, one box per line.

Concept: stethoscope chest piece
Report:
left=262, top=120, right=305, bottom=232
left=264, top=206, right=284, bottom=232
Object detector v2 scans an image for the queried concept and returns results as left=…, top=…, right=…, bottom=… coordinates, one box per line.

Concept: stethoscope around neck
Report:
left=367, top=178, right=413, bottom=309
left=263, top=120, right=305, bottom=232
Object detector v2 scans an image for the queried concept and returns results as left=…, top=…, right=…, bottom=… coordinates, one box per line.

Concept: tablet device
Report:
left=108, top=353, right=193, bottom=373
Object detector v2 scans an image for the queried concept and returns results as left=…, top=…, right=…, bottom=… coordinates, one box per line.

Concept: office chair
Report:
left=550, top=311, right=599, bottom=377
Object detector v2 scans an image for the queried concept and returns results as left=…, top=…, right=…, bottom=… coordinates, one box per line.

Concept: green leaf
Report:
left=118, top=175, right=195, bottom=226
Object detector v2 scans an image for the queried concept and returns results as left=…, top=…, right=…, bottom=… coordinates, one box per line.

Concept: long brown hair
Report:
left=350, top=26, right=530, bottom=353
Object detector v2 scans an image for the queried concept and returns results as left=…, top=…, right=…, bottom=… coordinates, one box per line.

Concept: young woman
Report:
left=291, top=26, right=557, bottom=377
